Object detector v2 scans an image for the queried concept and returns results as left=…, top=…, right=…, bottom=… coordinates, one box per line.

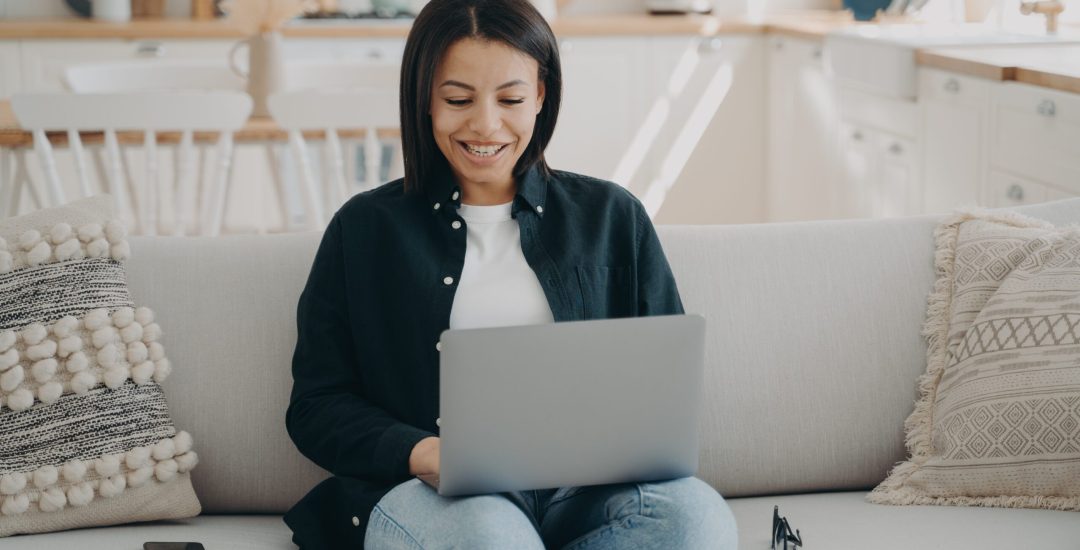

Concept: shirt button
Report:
left=451, top=191, right=460, bottom=201
left=536, top=205, right=544, bottom=214
left=433, top=203, right=440, bottom=210
left=443, top=276, right=454, bottom=285
left=451, top=220, right=462, bottom=230
left=436, top=417, right=442, bottom=427
left=435, top=341, right=442, bottom=351
left=352, top=516, right=360, bottom=527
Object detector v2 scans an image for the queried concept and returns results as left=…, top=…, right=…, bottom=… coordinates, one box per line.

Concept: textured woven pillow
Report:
left=869, top=209, right=1080, bottom=510
left=0, top=196, right=200, bottom=537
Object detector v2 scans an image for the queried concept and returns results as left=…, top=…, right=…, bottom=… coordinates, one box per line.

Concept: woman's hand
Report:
left=409, top=436, right=440, bottom=479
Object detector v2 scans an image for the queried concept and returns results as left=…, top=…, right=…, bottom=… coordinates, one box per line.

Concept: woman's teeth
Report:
left=464, top=143, right=506, bottom=157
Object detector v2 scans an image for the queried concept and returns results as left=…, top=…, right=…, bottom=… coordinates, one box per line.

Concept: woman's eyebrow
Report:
left=438, top=79, right=527, bottom=91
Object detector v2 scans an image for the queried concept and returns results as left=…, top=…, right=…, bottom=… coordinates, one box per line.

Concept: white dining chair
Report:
left=9, top=91, right=253, bottom=237
left=268, top=62, right=402, bottom=230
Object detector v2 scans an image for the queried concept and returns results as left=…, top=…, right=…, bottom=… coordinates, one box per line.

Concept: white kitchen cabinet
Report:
left=20, top=39, right=239, bottom=92
left=837, top=121, right=875, bottom=217
left=986, top=169, right=1052, bottom=207
left=765, top=35, right=838, bottom=222
left=0, top=41, right=19, bottom=99
left=834, top=84, right=920, bottom=218
left=546, top=36, right=650, bottom=188
left=335, top=38, right=407, bottom=63
left=546, top=34, right=766, bottom=225
left=650, top=35, right=765, bottom=225
left=989, top=81, right=1080, bottom=195
left=874, top=131, right=917, bottom=217
left=918, top=68, right=990, bottom=214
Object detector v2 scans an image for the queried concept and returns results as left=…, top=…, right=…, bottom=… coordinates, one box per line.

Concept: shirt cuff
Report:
left=374, top=422, right=437, bottom=481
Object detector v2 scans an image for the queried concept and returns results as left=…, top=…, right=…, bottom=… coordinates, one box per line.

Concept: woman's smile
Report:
left=456, top=140, right=514, bottom=164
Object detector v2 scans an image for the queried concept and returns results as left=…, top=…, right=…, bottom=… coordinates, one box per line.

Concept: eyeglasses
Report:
left=772, top=505, right=803, bottom=549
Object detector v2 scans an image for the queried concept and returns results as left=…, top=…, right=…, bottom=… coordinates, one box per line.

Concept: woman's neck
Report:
left=458, top=178, right=516, bottom=206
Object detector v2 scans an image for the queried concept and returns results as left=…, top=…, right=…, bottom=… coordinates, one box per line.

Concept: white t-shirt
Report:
left=448, top=200, right=555, bottom=330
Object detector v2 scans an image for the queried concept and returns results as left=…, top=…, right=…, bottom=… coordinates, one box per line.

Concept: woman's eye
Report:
left=445, top=99, right=471, bottom=106
left=501, top=99, right=526, bottom=105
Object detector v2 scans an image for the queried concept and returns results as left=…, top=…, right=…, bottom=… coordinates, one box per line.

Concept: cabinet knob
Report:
left=135, top=42, right=165, bottom=57
left=774, top=40, right=784, bottom=51
left=943, top=78, right=960, bottom=93
left=559, top=39, right=574, bottom=53
left=699, top=37, right=723, bottom=53
left=852, top=130, right=864, bottom=141
left=1006, top=184, right=1025, bottom=202
left=812, top=48, right=823, bottom=60
left=888, top=142, right=903, bottom=155
left=367, top=50, right=384, bottom=60
left=1036, top=99, right=1057, bottom=117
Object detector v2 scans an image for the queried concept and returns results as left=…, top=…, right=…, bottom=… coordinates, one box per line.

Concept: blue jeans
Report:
left=364, top=476, right=738, bottom=549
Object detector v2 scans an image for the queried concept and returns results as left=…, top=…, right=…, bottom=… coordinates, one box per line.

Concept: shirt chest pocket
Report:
left=576, top=265, right=633, bottom=320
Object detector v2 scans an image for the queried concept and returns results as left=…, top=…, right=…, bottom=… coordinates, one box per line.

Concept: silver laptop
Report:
left=430, top=314, right=706, bottom=497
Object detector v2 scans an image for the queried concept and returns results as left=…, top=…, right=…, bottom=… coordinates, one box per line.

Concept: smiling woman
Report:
left=282, top=0, right=738, bottom=548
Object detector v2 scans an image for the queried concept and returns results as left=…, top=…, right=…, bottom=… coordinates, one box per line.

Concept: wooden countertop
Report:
left=0, top=12, right=857, bottom=40
left=917, top=44, right=1080, bottom=94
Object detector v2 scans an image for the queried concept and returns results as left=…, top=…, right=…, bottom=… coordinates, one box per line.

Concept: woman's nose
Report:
left=468, top=100, right=501, bottom=136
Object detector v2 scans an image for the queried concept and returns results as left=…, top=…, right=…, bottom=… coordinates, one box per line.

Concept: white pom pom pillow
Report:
left=0, top=196, right=200, bottom=536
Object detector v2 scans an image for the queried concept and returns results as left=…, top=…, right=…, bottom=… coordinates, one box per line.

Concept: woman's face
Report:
left=430, top=37, right=545, bottom=198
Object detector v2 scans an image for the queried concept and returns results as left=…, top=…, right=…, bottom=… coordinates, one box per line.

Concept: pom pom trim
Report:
left=0, top=306, right=169, bottom=411
left=0, top=431, right=197, bottom=516
left=0, top=220, right=129, bottom=275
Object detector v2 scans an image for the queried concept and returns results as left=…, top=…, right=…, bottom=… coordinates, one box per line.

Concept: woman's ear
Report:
left=536, top=81, right=546, bottom=115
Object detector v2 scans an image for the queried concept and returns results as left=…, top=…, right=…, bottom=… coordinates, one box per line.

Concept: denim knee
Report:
left=639, top=477, right=739, bottom=550
left=364, top=479, right=545, bottom=550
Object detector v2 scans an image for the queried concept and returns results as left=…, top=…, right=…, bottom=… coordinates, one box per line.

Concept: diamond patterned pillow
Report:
left=0, top=196, right=200, bottom=537
left=869, top=209, right=1080, bottom=510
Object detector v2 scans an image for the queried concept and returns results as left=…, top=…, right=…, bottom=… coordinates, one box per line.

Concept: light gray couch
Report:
left=5, top=199, right=1080, bottom=550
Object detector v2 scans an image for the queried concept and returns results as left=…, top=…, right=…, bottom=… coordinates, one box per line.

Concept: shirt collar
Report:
left=424, top=164, right=547, bottom=219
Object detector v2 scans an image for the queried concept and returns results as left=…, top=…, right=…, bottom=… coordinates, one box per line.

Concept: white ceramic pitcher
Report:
left=229, top=31, right=286, bottom=118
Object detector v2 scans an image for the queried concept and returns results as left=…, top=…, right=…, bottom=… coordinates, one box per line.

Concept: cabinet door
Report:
left=767, top=36, right=838, bottom=222
left=787, top=38, right=838, bottom=221
left=0, top=41, right=20, bottom=98
left=875, top=132, right=917, bottom=217
left=986, top=170, right=1049, bottom=207
left=335, top=39, right=407, bottom=63
left=919, top=68, right=988, bottom=214
left=837, top=121, right=875, bottom=218
left=20, top=39, right=236, bottom=92
left=766, top=35, right=797, bottom=221
left=650, top=35, right=766, bottom=224
left=545, top=37, right=649, bottom=187
left=990, top=82, right=1080, bottom=193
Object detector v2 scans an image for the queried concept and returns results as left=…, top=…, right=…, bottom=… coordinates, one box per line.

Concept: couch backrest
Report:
left=126, top=198, right=1080, bottom=514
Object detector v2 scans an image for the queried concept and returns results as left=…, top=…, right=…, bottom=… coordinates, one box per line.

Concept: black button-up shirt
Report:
left=284, top=165, right=684, bottom=549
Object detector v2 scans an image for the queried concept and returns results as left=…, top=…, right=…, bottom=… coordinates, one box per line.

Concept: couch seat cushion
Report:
left=6, top=491, right=1080, bottom=549
left=729, top=491, right=1080, bottom=550
left=1, top=515, right=295, bottom=549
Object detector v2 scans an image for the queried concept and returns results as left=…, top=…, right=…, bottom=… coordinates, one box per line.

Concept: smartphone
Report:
left=143, top=543, right=205, bottom=550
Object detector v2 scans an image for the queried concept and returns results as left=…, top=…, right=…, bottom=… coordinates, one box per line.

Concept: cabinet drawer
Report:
left=990, top=82, right=1080, bottom=192
left=918, top=68, right=990, bottom=106
left=20, top=40, right=236, bottom=92
left=986, top=170, right=1051, bottom=207
left=771, top=36, right=824, bottom=70
left=838, top=85, right=918, bottom=138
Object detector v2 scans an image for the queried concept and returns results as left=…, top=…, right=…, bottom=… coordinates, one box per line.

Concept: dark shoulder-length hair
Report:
left=399, top=0, right=562, bottom=194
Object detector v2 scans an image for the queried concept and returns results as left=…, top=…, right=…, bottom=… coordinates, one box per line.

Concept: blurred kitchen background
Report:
left=0, top=0, right=1077, bottom=235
